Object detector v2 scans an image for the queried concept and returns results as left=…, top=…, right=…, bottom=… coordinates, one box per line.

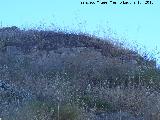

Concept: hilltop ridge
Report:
left=0, top=26, right=156, bottom=66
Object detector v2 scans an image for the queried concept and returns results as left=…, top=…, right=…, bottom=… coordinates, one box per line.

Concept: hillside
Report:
left=0, top=26, right=160, bottom=120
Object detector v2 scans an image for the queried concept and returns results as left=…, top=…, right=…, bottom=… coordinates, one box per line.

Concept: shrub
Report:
left=8, top=100, right=85, bottom=120
left=53, top=103, right=83, bottom=120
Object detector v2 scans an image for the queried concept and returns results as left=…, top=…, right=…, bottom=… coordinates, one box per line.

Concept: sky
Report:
left=0, top=0, right=160, bottom=65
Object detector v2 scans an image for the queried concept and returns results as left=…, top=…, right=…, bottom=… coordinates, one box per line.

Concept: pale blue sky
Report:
left=0, top=0, right=160, bottom=65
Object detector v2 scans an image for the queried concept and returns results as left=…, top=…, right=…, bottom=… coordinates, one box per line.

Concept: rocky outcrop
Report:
left=0, top=80, right=33, bottom=105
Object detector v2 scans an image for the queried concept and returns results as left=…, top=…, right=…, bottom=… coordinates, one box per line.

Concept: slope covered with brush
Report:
left=0, top=26, right=160, bottom=120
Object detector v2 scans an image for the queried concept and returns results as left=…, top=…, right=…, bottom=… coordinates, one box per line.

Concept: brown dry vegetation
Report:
left=0, top=26, right=160, bottom=120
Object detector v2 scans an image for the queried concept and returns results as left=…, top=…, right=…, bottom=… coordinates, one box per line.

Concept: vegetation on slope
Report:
left=0, top=26, right=160, bottom=120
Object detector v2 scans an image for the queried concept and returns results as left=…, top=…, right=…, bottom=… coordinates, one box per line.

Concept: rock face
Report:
left=0, top=80, right=10, bottom=91
left=6, top=46, right=22, bottom=55
left=0, top=80, right=32, bottom=105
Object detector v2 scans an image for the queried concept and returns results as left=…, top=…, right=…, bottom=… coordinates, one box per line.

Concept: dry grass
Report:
left=0, top=27, right=159, bottom=120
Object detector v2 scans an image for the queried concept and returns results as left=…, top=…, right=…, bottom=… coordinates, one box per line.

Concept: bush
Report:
left=7, top=100, right=85, bottom=120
